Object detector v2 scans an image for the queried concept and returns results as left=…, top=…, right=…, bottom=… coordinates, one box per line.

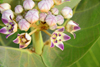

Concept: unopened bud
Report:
left=18, top=19, right=30, bottom=31
left=61, top=6, right=73, bottom=19
left=39, top=13, right=47, bottom=22
left=46, top=15, right=57, bottom=26
left=0, top=3, right=11, bottom=13
left=25, top=9, right=39, bottom=23
left=15, top=5, right=23, bottom=14
left=16, top=15, right=23, bottom=22
left=56, top=15, right=64, bottom=25
left=51, top=8, right=59, bottom=15
left=23, top=0, right=35, bottom=10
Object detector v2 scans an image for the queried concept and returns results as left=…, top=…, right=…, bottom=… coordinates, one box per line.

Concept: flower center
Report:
left=7, top=22, right=14, bottom=32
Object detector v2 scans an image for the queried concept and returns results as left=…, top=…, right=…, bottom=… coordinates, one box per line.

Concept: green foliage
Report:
left=0, top=0, right=100, bottom=67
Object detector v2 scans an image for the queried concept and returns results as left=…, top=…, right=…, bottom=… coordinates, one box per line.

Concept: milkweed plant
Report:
left=0, top=0, right=81, bottom=55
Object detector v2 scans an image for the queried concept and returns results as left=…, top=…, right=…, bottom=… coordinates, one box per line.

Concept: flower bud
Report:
left=18, top=19, right=30, bottom=31
left=0, top=3, right=11, bottom=13
left=54, top=0, right=70, bottom=5
left=15, top=5, right=23, bottom=14
left=43, top=0, right=54, bottom=7
left=23, top=0, right=35, bottom=10
left=51, top=8, right=59, bottom=15
left=38, top=1, right=51, bottom=12
left=61, top=6, right=73, bottom=19
left=66, top=20, right=80, bottom=38
left=56, top=15, right=64, bottom=25
left=46, top=15, right=57, bottom=26
left=50, top=24, right=57, bottom=30
left=39, top=13, right=47, bottom=22
left=47, top=11, right=52, bottom=15
left=2, top=9, right=14, bottom=22
left=25, top=9, right=39, bottom=23
left=16, top=15, right=23, bottom=22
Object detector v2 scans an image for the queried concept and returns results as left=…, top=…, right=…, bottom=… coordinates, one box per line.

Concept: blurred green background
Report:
left=0, top=0, right=100, bottom=67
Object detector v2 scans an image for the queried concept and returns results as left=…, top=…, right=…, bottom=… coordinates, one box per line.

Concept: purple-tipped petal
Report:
left=6, top=33, right=14, bottom=38
left=61, top=33, right=71, bottom=41
left=13, top=37, right=19, bottom=44
left=57, top=27, right=64, bottom=32
left=56, top=42, right=64, bottom=51
left=2, top=18, right=8, bottom=25
left=0, top=27, right=9, bottom=34
left=72, top=33, right=76, bottom=39
left=19, top=45, right=25, bottom=49
left=51, top=42, right=54, bottom=47
left=63, top=34, right=71, bottom=41
left=74, top=26, right=81, bottom=30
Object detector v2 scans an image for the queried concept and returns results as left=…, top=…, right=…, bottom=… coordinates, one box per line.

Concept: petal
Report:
left=13, top=23, right=17, bottom=32
left=25, top=33, right=31, bottom=40
left=74, top=26, right=81, bottom=31
left=0, top=27, right=10, bottom=34
left=25, top=40, right=31, bottom=46
left=50, top=42, right=54, bottom=47
left=6, top=33, right=14, bottom=38
left=72, top=33, right=76, bottom=39
left=2, top=18, right=8, bottom=25
left=57, top=27, right=64, bottom=32
left=56, top=42, right=64, bottom=51
left=13, top=37, right=19, bottom=44
left=61, top=33, right=71, bottom=41
left=19, top=45, right=26, bottom=49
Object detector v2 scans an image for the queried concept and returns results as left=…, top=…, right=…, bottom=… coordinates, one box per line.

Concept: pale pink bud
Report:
left=50, top=24, right=57, bottom=30
left=61, top=6, right=73, bottom=19
left=46, top=15, right=57, bottom=26
left=25, top=9, right=39, bottom=23
left=43, top=0, right=54, bottom=7
left=2, top=9, right=14, bottom=22
left=56, top=15, right=64, bottom=25
left=16, top=15, right=23, bottom=22
left=23, top=0, right=35, bottom=10
left=38, top=1, right=51, bottom=12
left=51, top=8, right=59, bottom=15
left=18, top=19, right=30, bottom=31
left=47, top=11, right=52, bottom=15
left=39, top=13, right=47, bottom=22
left=15, top=5, right=23, bottom=14
left=0, top=3, right=11, bottom=13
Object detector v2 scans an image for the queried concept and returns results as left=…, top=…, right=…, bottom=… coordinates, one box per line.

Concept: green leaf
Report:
left=41, top=0, right=100, bottom=67
left=0, top=46, right=46, bottom=67
left=71, top=37, right=100, bottom=67
left=55, top=0, right=81, bottom=11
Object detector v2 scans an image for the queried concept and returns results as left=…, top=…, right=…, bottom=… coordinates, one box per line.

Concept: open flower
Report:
left=2, top=9, right=14, bottom=22
left=50, top=27, right=71, bottom=50
left=0, top=16, right=17, bottom=38
left=13, top=33, right=31, bottom=49
left=0, top=3, right=11, bottom=13
left=66, top=20, right=81, bottom=38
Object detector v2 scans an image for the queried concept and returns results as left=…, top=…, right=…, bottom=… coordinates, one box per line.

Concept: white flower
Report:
left=61, top=6, right=73, bottom=19
left=15, top=5, right=23, bottom=14
left=2, top=9, right=14, bottom=22
left=16, top=15, right=23, bottom=22
left=23, top=0, right=35, bottom=10
left=25, top=9, right=39, bottom=23
left=50, top=27, right=71, bottom=50
left=66, top=20, right=81, bottom=38
left=13, top=33, right=31, bottom=49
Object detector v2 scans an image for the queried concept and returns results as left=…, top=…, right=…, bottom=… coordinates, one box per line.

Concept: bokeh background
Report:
left=0, top=0, right=100, bottom=67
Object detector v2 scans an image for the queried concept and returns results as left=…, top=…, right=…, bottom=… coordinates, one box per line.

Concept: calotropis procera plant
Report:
left=0, top=0, right=80, bottom=55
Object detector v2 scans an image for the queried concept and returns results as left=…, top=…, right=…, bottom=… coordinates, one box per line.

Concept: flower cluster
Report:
left=0, top=0, right=80, bottom=50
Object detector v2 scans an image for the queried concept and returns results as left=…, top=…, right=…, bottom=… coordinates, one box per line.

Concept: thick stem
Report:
left=33, top=31, right=44, bottom=55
